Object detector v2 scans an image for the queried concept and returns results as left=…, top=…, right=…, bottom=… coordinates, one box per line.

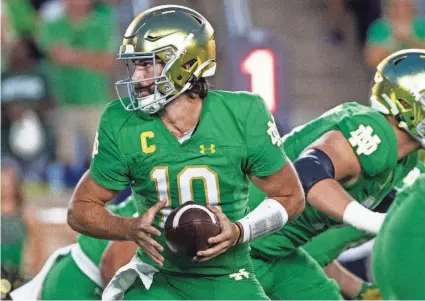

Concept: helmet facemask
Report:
left=415, top=91, right=425, bottom=147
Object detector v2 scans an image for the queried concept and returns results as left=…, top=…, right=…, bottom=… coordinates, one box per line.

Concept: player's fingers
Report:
left=196, top=241, right=228, bottom=258
left=142, top=225, right=161, bottom=237
left=149, top=248, right=164, bottom=264
left=208, top=206, right=226, bottom=224
left=145, top=199, right=167, bottom=216
left=136, top=240, right=164, bottom=262
left=136, top=233, right=164, bottom=252
left=145, top=199, right=167, bottom=220
left=207, top=230, right=231, bottom=245
left=145, top=246, right=164, bottom=266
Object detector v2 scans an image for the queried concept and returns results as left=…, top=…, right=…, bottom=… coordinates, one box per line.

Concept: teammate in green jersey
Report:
left=372, top=173, right=425, bottom=300
left=249, top=49, right=425, bottom=299
left=66, top=5, right=304, bottom=300
left=10, top=197, right=138, bottom=300
left=300, top=157, right=424, bottom=300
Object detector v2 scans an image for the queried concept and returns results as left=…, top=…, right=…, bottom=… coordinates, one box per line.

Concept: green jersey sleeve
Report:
left=337, top=110, right=398, bottom=176
left=245, top=94, right=287, bottom=176
left=90, top=104, right=131, bottom=190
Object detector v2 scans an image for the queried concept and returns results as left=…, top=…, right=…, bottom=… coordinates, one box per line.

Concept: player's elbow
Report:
left=67, top=205, right=79, bottom=232
left=67, top=201, right=86, bottom=233
left=287, top=183, right=305, bottom=220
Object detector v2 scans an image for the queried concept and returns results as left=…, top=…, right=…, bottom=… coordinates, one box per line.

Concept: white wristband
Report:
left=342, top=201, right=386, bottom=235
left=237, top=198, right=288, bottom=243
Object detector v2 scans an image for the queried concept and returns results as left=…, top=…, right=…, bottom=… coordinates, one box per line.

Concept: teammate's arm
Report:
left=295, top=130, right=386, bottom=234
left=324, top=260, right=381, bottom=300
left=101, top=241, right=138, bottom=286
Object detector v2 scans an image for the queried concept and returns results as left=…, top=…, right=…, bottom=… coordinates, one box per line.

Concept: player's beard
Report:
left=134, top=83, right=155, bottom=97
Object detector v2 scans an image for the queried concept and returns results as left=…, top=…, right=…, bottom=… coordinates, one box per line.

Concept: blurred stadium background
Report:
left=1, top=0, right=424, bottom=293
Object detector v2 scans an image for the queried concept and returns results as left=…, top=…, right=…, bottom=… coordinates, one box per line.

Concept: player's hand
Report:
left=194, top=206, right=239, bottom=262
left=126, top=199, right=167, bottom=266
left=360, top=283, right=381, bottom=300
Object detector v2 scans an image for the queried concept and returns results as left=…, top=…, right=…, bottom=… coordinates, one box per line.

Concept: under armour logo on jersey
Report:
left=92, top=131, right=99, bottom=158
left=267, top=116, right=283, bottom=147
left=200, top=144, right=215, bottom=154
left=229, top=269, right=249, bottom=280
left=348, top=125, right=381, bottom=156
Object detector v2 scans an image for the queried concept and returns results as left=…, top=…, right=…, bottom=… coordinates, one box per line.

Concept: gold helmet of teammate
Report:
left=370, top=49, right=425, bottom=148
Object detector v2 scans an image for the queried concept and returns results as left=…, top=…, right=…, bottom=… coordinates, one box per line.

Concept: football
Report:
left=164, top=201, right=221, bottom=257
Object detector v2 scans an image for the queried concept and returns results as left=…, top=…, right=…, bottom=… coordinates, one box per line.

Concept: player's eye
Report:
left=398, top=99, right=411, bottom=110
left=132, top=59, right=153, bottom=67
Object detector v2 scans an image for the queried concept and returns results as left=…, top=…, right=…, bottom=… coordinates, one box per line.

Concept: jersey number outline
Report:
left=150, top=166, right=221, bottom=228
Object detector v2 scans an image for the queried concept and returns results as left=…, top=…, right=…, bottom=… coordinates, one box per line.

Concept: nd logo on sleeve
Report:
left=348, top=125, right=381, bottom=156
left=267, top=116, right=283, bottom=147
left=92, top=131, right=99, bottom=158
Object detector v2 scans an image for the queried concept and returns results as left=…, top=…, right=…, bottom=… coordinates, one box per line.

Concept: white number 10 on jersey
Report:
left=150, top=166, right=221, bottom=228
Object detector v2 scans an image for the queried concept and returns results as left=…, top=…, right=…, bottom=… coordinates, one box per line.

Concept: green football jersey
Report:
left=250, top=102, right=418, bottom=259
left=372, top=174, right=425, bottom=300
left=90, top=90, right=287, bottom=274
left=395, top=159, right=425, bottom=190
left=77, top=196, right=138, bottom=267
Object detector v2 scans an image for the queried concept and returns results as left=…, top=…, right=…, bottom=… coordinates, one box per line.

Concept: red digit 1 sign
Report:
left=241, top=49, right=277, bottom=112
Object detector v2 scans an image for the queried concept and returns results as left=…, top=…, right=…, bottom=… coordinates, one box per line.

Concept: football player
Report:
left=298, top=154, right=424, bottom=299
left=248, top=49, right=425, bottom=299
left=10, top=197, right=138, bottom=300
left=67, top=5, right=304, bottom=300
left=372, top=173, right=425, bottom=299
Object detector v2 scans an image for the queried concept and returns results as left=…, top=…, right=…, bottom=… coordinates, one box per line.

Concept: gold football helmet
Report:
left=370, top=49, right=425, bottom=148
left=115, top=5, right=216, bottom=114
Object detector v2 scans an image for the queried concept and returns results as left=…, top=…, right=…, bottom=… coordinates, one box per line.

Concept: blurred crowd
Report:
left=1, top=0, right=425, bottom=292
left=326, top=0, right=425, bottom=68
left=1, top=0, right=119, bottom=191
left=1, top=0, right=424, bottom=191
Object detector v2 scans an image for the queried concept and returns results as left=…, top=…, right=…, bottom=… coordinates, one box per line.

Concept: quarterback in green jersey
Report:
left=372, top=173, right=425, bottom=300
left=10, top=197, right=138, bottom=300
left=67, top=5, right=304, bottom=300
left=249, top=49, right=425, bottom=300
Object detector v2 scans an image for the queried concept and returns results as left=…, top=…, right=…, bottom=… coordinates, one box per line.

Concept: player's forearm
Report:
left=306, top=178, right=352, bottom=220
left=67, top=172, right=131, bottom=240
left=101, top=241, right=138, bottom=285
left=324, top=260, right=363, bottom=298
left=68, top=199, right=133, bottom=240
left=238, top=162, right=305, bottom=243
left=308, top=179, right=385, bottom=234
left=273, top=190, right=305, bottom=221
